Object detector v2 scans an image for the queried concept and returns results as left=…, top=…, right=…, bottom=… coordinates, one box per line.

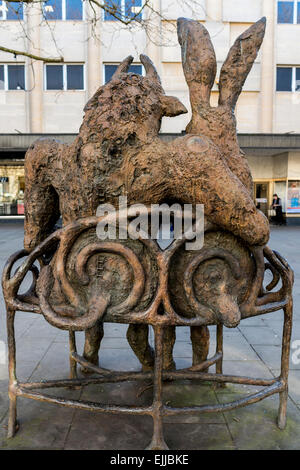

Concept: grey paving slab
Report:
left=238, top=325, right=282, bottom=346
left=163, top=423, right=235, bottom=450
left=217, top=392, right=300, bottom=450
left=255, top=344, right=300, bottom=371
left=0, top=388, right=81, bottom=450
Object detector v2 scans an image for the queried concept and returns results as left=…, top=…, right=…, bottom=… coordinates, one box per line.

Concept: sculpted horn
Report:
left=140, top=54, right=161, bottom=85
left=112, top=55, right=134, bottom=79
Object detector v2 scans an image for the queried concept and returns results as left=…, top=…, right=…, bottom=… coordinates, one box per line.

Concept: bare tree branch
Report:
left=0, top=0, right=209, bottom=63
left=0, top=45, right=63, bottom=62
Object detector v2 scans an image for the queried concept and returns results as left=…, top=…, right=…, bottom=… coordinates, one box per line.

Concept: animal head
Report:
left=80, top=54, right=187, bottom=143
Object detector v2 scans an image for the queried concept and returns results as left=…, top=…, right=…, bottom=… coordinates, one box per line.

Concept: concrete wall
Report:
left=246, top=151, right=300, bottom=181
left=223, top=0, right=262, bottom=22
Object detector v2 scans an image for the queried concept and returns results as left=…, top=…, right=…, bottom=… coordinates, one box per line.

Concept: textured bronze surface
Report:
left=2, top=213, right=294, bottom=449
left=2, top=17, right=294, bottom=450
left=24, top=21, right=269, bottom=250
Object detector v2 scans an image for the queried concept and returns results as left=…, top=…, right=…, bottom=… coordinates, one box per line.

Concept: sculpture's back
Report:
left=22, top=16, right=272, bottom=370
left=2, top=16, right=294, bottom=450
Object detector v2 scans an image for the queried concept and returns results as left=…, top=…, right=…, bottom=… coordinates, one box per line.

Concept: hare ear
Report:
left=177, top=17, right=217, bottom=106
left=218, top=17, right=266, bottom=109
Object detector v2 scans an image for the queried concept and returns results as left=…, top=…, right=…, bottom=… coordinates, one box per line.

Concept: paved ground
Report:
left=0, top=221, right=299, bottom=450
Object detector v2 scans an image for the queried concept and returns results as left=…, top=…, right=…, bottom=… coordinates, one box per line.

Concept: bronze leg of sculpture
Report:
left=127, top=325, right=176, bottom=372
left=82, top=321, right=104, bottom=373
left=69, top=331, right=77, bottom=379
left=126, top=324, right=155, bottom=371
left=162, top=326, right=176, bottom=371
left=146, top=325, right=168, bottom=450
left=278, top=300, right=293, bottom=429
left=190, top=325, right=210, bottom=369
left=7, top=308, right=18, bottom=438
left=216, top=324, right=225, bottom=388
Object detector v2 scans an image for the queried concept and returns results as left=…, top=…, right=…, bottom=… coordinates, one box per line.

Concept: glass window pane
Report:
left=296, top=68, right=300, bottom=91
left=0, top=65, right=4, bottom=90
left=67, top=65, right=83, bottom=89
left=104, top=64, right=117, bottom=83
left=128, top=64, right=142, bottom=75
left=0, top=2, right=4, bottom=20
left=8, top=65, right=25, bottom=90
left=66, top=0, right=82, bottom=20
left=46, top=65, right=63, bottom=89
left=104, top=0, right=121, bottom=20
left=278, top=1, right=294, bottom=23
left=125, top=0, right=142, bottom=20
left=298, top=2, right=300, bottom=22
left=104, top=64, right=142, bottom=83
left=44, top=0, right=62, bottom=20
left=276, top=67, right=292, bottom=91
left=6, top=2, right=23, bottom=20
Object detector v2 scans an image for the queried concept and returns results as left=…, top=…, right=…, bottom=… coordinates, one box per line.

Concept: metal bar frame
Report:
left=5, top=299, right=293, bottom=449
left=2, top=216, right=294, bottom=449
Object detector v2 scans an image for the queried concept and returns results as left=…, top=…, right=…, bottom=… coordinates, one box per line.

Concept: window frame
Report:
left=44, top=63, right=85, bottom=91
left=43, top=0, right=84, bottom=21
left=276, top=65, right=300, bottom=92
left=103, top=62, right=143, bottom=84
left=277, top=0, right=300, bottom=24
left=0, top=1, right=24, bottom=21
left=103, top=0, right=143, bottom=21
left=0, top=64, right=26, bottom=91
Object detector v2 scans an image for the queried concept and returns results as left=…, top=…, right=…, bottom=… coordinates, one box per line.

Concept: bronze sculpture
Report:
left=2, top=17, right=294, bottom=450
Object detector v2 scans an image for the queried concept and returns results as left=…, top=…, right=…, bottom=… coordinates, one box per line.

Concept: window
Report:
left=277, top=66, right=300, bottom=91
left=0, top=1, right=23, bottom=20
left=104, top=63, right=142, bottom=83
left=104, top=0, right=142, bottom=21
left=277, top=67, right=293, bottom=90
left=45, top=64, right=84, bottom=90
left=67, top=64, right=84, bottom=89
left=66, top=0, right=82, bottom=19
left=277, top=1, right=300, bottom=24
left=0, top=64, right=25, bottom=90
left=43, top=0, right=83, bottom=20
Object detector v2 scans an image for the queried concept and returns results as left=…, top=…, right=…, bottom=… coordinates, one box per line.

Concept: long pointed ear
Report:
left=177, top=17, right=217, bottom=106
left=218, top=17, right=266, bottom=109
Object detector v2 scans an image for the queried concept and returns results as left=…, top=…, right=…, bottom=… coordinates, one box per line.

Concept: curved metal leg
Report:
left=7, top=308, right=18, bottom=438
left=278, top=300, right=293, bottom=429
left=146, top=326, right=169, bottom=450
